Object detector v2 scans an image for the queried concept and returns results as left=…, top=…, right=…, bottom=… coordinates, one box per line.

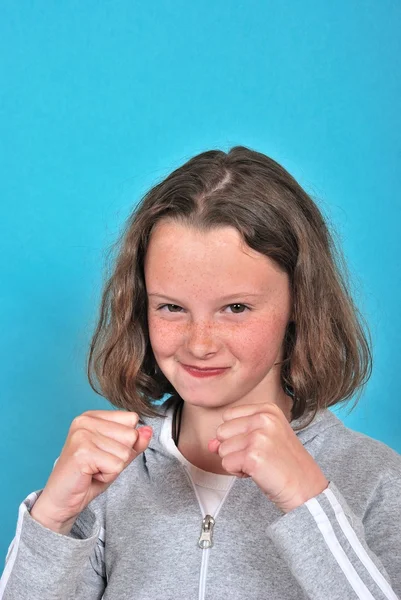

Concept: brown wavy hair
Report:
left=87, top=146, right=372, bottom=431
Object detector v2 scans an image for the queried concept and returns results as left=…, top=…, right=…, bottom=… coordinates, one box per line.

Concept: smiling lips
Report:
left=183, top=363, right=228, bottom=370
left=181, top=364, right=229, bottom=378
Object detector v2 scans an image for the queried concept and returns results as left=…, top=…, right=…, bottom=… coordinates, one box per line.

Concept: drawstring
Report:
left=172, top=399, right=184, bottom=447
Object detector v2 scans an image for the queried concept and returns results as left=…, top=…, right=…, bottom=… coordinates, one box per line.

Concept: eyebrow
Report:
left=148, top=292, right=263, bottom=302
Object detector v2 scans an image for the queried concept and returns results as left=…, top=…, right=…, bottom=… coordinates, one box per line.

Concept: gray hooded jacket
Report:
left=1, top=406, right=400, bottom=600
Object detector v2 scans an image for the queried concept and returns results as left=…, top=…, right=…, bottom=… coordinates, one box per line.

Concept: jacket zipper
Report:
left=181, top=466, right=235, bottom=600
left=198, top=514, right=215, bottom=600
left=198, top=515, right=215, bottom=548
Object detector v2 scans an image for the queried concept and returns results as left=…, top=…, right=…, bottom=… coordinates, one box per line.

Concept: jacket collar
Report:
left=143, top=403, right=343, bottom=453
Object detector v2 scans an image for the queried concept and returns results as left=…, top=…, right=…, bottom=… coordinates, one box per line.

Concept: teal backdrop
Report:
left=1, top=1, right=400, bottom=565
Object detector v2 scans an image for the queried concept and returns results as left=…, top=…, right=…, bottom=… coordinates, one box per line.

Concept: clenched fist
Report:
left=30, top=410, right=152, bottom=534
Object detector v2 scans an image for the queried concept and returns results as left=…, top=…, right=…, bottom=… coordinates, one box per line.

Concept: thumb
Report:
left=208, top=438, right=220, bottom=453
left=132, top=426, right=153, bottom=455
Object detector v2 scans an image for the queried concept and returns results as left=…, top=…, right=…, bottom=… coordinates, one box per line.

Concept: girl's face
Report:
left=144, top=220, right=292, bottom=411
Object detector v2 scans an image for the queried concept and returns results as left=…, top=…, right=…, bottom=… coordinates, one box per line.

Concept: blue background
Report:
left=1, top=1, right=400, bottom=565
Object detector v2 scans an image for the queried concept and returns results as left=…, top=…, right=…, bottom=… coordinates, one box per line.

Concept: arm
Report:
left=266, top=479, right=400, bottom=600
left=0, top=489, right=106, bottom=600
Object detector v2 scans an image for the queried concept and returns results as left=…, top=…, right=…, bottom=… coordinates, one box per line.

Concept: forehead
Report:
left=144, top=221, right=288, bottom=294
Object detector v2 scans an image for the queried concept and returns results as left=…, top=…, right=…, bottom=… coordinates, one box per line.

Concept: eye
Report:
left=157, top=304, right=183, bottom=313
left=227, top=303, right=249, bottom=314
left=156, top=303, right=250, bottom=314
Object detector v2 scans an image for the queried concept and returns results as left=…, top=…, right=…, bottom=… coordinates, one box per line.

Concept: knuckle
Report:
left=245, top=449, right=262, bottom=470
left=217, top=442, right=227, bottom=458
left=71, top=414, right=88, bottom=430
left=117, top=458, right=127, bottom=472
left=221, top=408, right=231, bottom=421
left=249, top=429, right=266, bottom=446
left=69, top=431, right=93, bottom=459
left=70, top=427, right=88, bottom=446
left=216, top=425, right=224, bottom=439
left=221, top=456, right=229, bottom=471
left=72, top=442, right=91, bottom=463
left=256, top=412, right=271, bottom=429
left=128, top=429, right=139, bottom=447
left=122, top=410, right=139, bottom=427
left=122, top=448, right=133, bottom=463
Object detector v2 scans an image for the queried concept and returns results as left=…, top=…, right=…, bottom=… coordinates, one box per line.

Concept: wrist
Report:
left=279, top=479, right=330, bottom=514
left=30, top=502, right=77, bottom=535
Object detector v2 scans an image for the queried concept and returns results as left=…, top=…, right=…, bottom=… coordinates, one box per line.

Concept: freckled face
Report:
left=144, top=220, right=292, bottom=410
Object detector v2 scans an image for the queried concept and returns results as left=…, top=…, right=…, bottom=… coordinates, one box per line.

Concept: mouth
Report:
left=181, top=364, right=230, bottom=378
left=182, top=364, right=229, bottom=371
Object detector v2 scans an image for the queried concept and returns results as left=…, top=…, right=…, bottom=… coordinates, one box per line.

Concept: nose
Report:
left=184, top=320, right=221, bottom=358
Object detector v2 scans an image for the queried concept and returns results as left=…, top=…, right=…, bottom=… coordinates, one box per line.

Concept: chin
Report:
left=172, top=388, right=224, bottom=407
left=180, top=390, right=241, bottom=411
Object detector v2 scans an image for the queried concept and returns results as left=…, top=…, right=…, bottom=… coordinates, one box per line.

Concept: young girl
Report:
left=1, top=146, right=400, bottom=600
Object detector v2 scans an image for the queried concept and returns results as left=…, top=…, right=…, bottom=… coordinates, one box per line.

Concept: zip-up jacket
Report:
left=1, top=406, right=400, bottom=599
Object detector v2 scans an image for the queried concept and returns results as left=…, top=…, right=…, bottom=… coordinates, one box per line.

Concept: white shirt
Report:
left=159, top=407, right=236, bottom=516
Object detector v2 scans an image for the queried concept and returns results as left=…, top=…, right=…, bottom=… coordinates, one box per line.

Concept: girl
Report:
left=1, top=146, right=400, bottom=600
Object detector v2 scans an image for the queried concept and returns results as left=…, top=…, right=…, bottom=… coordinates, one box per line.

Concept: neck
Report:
left=175, top=392, right=293, bottom=475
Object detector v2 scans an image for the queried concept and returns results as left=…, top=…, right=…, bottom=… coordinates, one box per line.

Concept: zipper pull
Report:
left=198, top=514, right=215, bottom=549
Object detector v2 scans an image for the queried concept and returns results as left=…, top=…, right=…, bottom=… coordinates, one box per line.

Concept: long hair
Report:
left=87, top=146, right=372, bottom=431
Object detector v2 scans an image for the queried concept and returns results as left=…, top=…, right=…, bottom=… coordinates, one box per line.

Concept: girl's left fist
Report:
left=208, top=402, right=329, bottom=514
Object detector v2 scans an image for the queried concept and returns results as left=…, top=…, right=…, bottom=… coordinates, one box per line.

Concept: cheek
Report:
left=148, top=312, right=289, bottom=362
left=148, top=314, right=185, bottom=355
left=240, top=316, right=288, bottom=368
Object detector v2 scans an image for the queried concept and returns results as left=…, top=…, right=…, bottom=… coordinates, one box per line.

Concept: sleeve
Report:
left=266, top=479, right=400, bottom=600
left=0, top=477, right=107, bottom=599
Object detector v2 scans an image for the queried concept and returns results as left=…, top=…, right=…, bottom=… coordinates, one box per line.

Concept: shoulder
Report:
left=315, top=412, right=401, bottom=486
left=348, top=429, right=400, bottom=479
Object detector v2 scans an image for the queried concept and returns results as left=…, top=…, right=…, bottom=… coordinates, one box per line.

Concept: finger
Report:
left=222, top=402, right=280, bottom=422
left=217, top=433, right=249, bottom=459
left=216, top=412, right=274, bottom=442
left=81, top=410, right=140, bottom=428
left=221, top=449, right=250, bottom=478
left=133, top=426, right=153, bottom=454
left=91, top=430, right=139, bottom=463
left=73, top=413, right=140, bottom=448
left=208, top=438, right=220, bottom=453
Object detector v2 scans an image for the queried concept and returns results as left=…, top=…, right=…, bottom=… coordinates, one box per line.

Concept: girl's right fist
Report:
left=30, top=410, right=153, bottom=533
